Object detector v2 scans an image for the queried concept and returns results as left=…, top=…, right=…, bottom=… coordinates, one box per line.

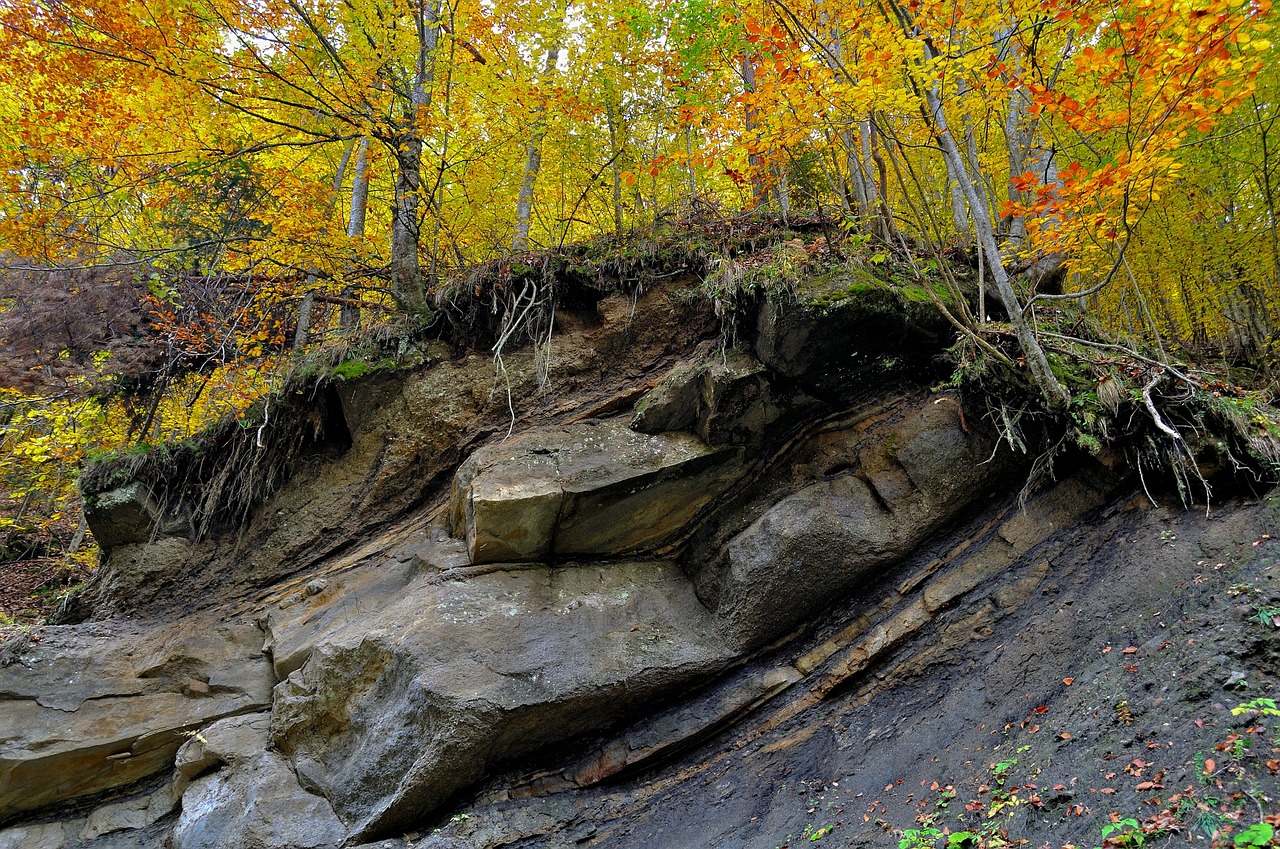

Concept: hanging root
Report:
left=490, top=268, right=558, bottom=438
left=1141, top=372, right=1181, bottom=441
left=1138, top=371, right=1212, bottom=510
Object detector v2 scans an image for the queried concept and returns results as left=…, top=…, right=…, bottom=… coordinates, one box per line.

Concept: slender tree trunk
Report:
left=775, top=165, right=791, bottom=222
left=296, top=139, right=357, bottom=348
left=293, top=284, right=316, bottom=348
left=949, top=173, right=971, bottom=242
left=606, top=95, right=624, bottom=233
left=512, top=11, right=566, bottom=252
left=821, top=130, right=852, bottom=214
left=348, top=137, right=370, bottom=240
left=685, top=126, right=698, bottom=203
left=868, top=118, right=896, bottom=240
left=923, top=72, right=1069, bottom=406
left=342, top=137, right=371, bottom=331
left=390, top=0, right=440, bottom=315
left=860, top=118, right=881, bottom=230
left=844, top=130, right=872, bottom=223
left=741, top=55, right=769, bottom=210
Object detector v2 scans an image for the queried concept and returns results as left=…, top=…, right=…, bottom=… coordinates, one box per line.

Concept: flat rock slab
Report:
left=0, top=617, right=273, bottom=820
left=270, top=558, right=733, bottom=841
left=451, top=421, right=741, bottom=563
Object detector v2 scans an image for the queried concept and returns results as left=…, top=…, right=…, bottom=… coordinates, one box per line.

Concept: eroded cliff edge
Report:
left=2, top=262, right=1277, bottom=849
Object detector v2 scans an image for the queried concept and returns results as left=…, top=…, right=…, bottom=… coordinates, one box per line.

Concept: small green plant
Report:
left=1193, top=808, right=1228, bottom=840
left=1233, top=822, right=1275, bottom=847
left=1098, top=817, right=1145, bottom=847
left=948, top=832, right=980, bottom=848
left=804, top=823, right=833, bottom=841
left=899, top=827, right=940, bottom=848
left=991, top=757, right=1018, bottom=785
left=1231, top=697, right=1280, bottom=718
left=1252, top=605, right=1280, bottom=627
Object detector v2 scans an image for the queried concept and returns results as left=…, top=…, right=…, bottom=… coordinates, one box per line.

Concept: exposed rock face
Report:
left=0, top=617, right=272, bottom=821
left=629, top=349, right=817, bottom=446
left=702, top=399, right=1013, bottom=649
left=171, top=714, right=345, bottom=849
left=450, top=420, right=743, bottom=563
left=268, top=558, right=734, bottom=840
left=4, top=267, right=1273, bottom=849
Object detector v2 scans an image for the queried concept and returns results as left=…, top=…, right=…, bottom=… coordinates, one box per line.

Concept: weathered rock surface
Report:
left=171, top=714, right=344, bottom=849
left=630, top=349, right=817, bottom=445
left=82, top=482, right=170, bottom=550
left=269, top=558, right=734, bottom=840
left=450, top=420, right=743, bottom=563
left=0, top=617, right=272, bottom=822
left=697, top=396, right=1014, bottom=649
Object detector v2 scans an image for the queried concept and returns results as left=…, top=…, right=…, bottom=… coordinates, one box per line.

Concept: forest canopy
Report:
left=1, top=0, right=1277, bottom=620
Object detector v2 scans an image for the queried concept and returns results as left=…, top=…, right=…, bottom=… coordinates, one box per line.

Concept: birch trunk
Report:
left=512, top=14, right=566, bottom=252
left=348, top=137, right=369, bottom=240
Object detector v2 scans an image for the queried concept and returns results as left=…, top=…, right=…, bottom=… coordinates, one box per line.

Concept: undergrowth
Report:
left=946, top=307, right=1280, bottom=506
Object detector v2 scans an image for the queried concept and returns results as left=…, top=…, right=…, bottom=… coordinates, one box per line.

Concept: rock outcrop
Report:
left=449, top=421, right=743, bottom=563
left=0, top=616, right=272, bottom=822
left=269, top=558, right=734, bottom=840
left=1, top=266, right=1274, bottom=849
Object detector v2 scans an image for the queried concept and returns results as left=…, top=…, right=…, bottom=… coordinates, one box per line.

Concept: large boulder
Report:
left=699, top=396, right=1016, bottom=650
left=0, top=617, right=273, bottom=821
left=450, top=420, right=743, bottom=564
left=81, top=482, right=187, bottom=551
left=269, top=558, right=734, bottom=841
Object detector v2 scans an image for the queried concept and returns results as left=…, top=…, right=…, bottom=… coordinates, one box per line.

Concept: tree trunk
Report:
left=512, top=14, right=565, bottom=253
left=389, top=0, right=440, bottom=316
left=339, top=137, right=371, bottom=332
left=293, top=285, right=315, bottom=348
left=923, top=74, right=1069, bottom=407
left=348, top=137, right=369, bottom=240
left=685, top=126, right=698, bottom=203
left=606, top=95, right=624, bottom=233
left=741, top=56, right=769, bottom=210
